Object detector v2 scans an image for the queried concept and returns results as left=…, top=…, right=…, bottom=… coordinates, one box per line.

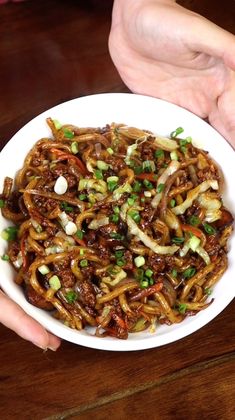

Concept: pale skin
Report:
left=109, top=0, right=235, bottom=147
left=1, top=0, right=235, bottom=350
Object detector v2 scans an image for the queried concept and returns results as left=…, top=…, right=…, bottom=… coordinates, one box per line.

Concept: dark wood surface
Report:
left=0, top=1, right=234, bottom=419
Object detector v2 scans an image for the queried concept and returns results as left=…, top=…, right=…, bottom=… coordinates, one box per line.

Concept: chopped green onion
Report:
left=170, top=151, right=178, bottom=161
left=157, top=183, right=165, bottom=193
left=170, top=199, right=176, bottom=208
left=1, top=226, right=18, bottom=241
left=134, top=165, right=143, bottom=175
left=97, top=160, right=109, bottom=171
left=0, top=199, right=5, bottom=208
left=183, top=267, right=196, bottom=279
left=110, top=232, right=124, bottom=240
left=205, top=287, right=213, bottom=296
left=178, top=303, right=187, bottom=314
left=171, top=268, right=178, bottom=278
left=60, top=201, right=73, bottom=212
left=94, top=169, right=103, bottom=180
left=203, top=223, right=217, bottom=235
left=1, top=254, right=9, bottom=261
left=52, top=119, right=62, bottom=130
left=127, top=197, right=135, bottom=206
left=179, top=139, right=188, bottom=147
left=135, top=268, right=144, bottom=281
left=80, top=248, right=84, bottom=256
left=38, top=264, right=50, bottom=275
left=110, top=214, right=119, bottom=223
left=115, top=250, right=124, bottom=258
left=71, top=142, right=79, bottom=154
left=107, top=176, right=119, bottom=183
left=143, top=179, right=153, bottom=190
left=107, top=147, right=114, bottom=155
left=132, top=181, right=142, bottom=193
left=79, top=194, right=87, bottom=201
left=113, top=206, right=120, bottom=214
left=116, top=258, right=125, bottom=267
left=155, top=149, right=164, bottom=159
left=107, top=180, right=118, bottom=192
left=145, top=268, right=153, bottom=278
left=179, top=139, right=188, bottom=154
left=140, top=279, right=149, bottom=289
left=185, top=136, right=192, bottom=143
left=143, top=160, right=155, bottom=173
left=171, top=127, right=184, bottom=138
left=63, top=128, right=74, bottom=139
left=76, top=229, right=84, bottom=240
left=128, top=209, right=141, bottom=223
left=134, top=255, right=145, bottom=267
left=65, top=291, right=77, bottom=304
left=172, top=236, right=184, bottom=244
left=140, top=197, right=145, bottom=203
left=49, top=275, right=61, bottom=291
left=188, top=215, right=200, bottom=226
left=80, top=259, right=88, bottom=267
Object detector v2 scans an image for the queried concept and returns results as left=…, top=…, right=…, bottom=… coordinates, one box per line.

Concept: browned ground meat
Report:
left=57, top=269, right=76, bottom=288
left=76, top=278, right=96, bottom=308
left=8, top=241, right=20, bottom=264
left=53, top=258, right=71, bottom=271
left=149, top=254, right=166, bottom=274
left=204, top=235, right=221, bottom=256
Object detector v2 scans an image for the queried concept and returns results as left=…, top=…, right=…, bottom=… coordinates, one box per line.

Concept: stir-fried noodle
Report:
left=0, top=119, right=233, bottom=339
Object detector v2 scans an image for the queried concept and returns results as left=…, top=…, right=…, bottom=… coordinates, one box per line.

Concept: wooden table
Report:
left=0, top=1, right=234, bottom=418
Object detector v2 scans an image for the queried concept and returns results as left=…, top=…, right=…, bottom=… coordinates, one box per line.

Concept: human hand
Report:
left=0, top=290, right=61, bottom=350
left=109, top=0, right=235, bottom=147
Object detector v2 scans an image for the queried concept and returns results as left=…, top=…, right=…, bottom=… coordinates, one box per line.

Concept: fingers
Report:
left=0, top=290, right=61, bottom=351
left=182, top=10, right=235, bottom=70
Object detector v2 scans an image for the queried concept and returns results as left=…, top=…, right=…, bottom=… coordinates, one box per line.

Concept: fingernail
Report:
left=33, top=342, right=48, bottom=351
left=47, top=346, right=58, bottom=351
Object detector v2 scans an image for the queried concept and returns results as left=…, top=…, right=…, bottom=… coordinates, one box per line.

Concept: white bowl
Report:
left=0, top=93, right=234, bottom=351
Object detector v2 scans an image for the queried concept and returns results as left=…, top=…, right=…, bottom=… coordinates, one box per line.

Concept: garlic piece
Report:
left=54, top=175, right=68, bottom=195
left=65, top=221, right=77, bottom=236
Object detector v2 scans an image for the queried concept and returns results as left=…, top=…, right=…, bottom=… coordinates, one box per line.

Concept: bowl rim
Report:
left=0, top=92, right=234, bottom=351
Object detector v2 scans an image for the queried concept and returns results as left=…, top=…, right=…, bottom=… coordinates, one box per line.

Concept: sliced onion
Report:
left=153, top=135, right=179, bottom=151
left=195, top=246, right=211, bottom=265
left=126, top=216, right=179, bottom=255
left=151, top=161, right=180, bottom=208
left=172, top=180, right=219, bottom=216
left=88, top=216, right=109, bottom=230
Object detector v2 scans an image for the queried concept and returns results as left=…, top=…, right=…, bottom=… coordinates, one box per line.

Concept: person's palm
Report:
left=109, top=0, right=235, bottom=147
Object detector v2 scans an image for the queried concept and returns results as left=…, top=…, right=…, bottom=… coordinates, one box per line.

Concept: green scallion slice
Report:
left=71, top=142, right=79, bottom=154
left=134, top=255, right=145, bottom=268
left=63, top=128, right=74, bottom=139
left=80, top=259, right=88, bottom=267
left=65, top=291, right=77, bottom=304
left=49, top=275, right=61, bottom=291
left=203, top=223, right=217, bottom=235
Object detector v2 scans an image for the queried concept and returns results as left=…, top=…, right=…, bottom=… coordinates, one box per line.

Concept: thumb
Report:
left=0, top=290, right=61, bottom=350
